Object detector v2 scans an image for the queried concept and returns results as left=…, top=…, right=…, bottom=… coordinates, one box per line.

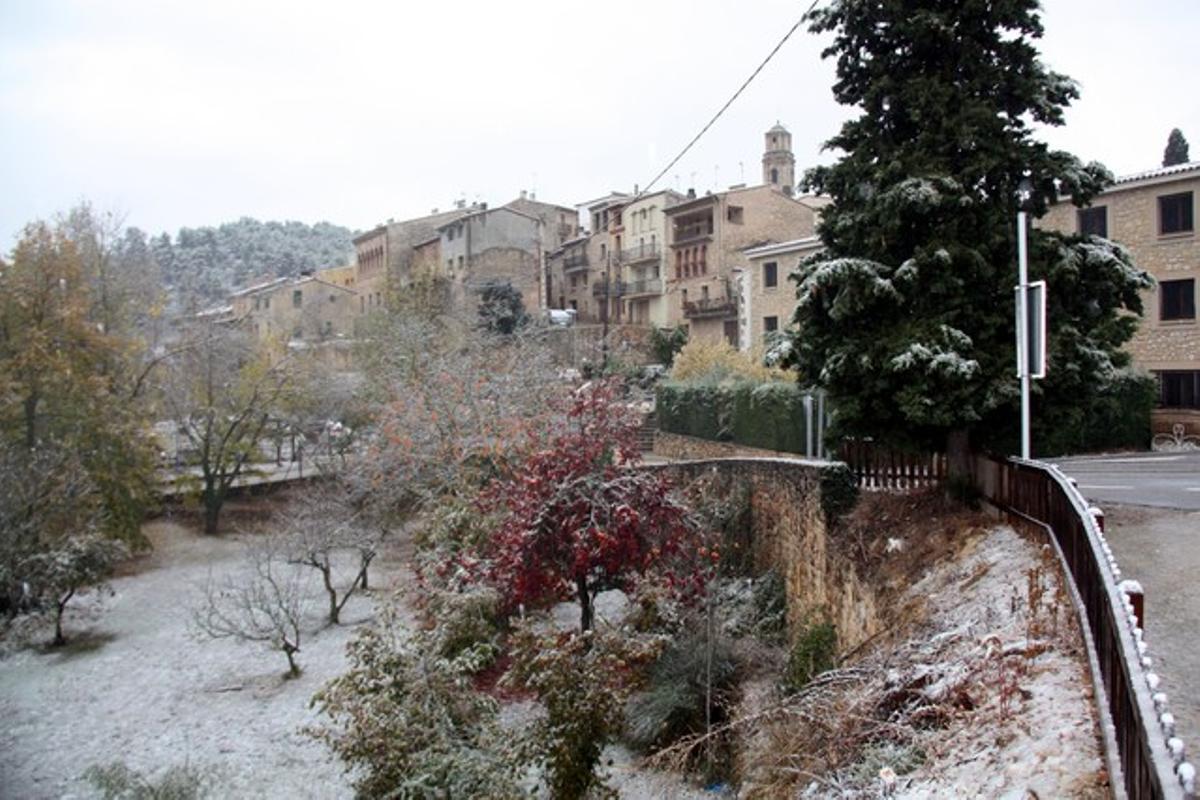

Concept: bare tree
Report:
left=193, top=534, right=311, bottom=678
left=163, top=321, right=299, bottom=534
left=282, top=486, right=384, bottom=625
left=350, top=313, right=569, bottom=528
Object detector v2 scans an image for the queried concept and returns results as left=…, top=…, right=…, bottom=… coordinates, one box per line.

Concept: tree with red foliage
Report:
left=477, top=380, right=700, bottom=632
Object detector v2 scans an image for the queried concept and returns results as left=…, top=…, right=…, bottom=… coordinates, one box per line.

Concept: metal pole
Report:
left=1017, top=210, right=1031, bottom=460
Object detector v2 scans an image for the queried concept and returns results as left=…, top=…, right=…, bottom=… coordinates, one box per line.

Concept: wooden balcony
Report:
left=683, top=296, right=736, bottom=319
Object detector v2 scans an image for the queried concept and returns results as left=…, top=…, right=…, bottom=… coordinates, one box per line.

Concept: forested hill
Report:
left=149, top=218, right=356, bottom=306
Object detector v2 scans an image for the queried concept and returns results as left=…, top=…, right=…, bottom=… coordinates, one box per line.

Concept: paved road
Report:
left=1048, top=450, right=1200, bottom=511
left=1101, top=504, right=1200, bottom=756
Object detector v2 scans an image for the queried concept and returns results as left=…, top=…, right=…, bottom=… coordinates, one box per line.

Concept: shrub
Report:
left=426, top=587, right=504, bottom=671
left=625, top=623, right=741, bottom=761
left=309, top=604, right=520, bottom=799
left=83, top=761, right=212, bottom=800
left=819, top=463, right=859, bottom=522
left=657, top=381, right=828, bottom=457
left=749, top=571, right=788, bottom=644
left=648, top=325, right=688, bottom=367
left=783, top=621, right=838, bottom=693
left=504, top=624, right=661, bottom=800
left=669, top=340, right=789, bottom=385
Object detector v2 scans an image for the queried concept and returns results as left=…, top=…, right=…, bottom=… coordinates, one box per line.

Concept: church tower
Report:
left=762, top=122, right=796, bottom=196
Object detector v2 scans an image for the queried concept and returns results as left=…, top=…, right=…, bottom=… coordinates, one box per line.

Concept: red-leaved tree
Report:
left=475, top=380, right=701, bottom=632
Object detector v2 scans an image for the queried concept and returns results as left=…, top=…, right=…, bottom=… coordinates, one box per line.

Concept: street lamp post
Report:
left=1016, top=179, right=1033, bottom=460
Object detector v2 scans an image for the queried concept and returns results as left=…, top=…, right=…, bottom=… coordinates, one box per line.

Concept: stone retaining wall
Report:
left=645, top=457, right=880, bottom=653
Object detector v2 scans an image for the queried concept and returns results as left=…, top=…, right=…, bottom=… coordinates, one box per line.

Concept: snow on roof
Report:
left=1112, top=161, right=1200, bottom=186
left=229, top=276, right=289, bottom=298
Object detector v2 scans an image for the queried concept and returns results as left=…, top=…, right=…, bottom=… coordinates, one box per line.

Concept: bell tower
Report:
left=762, top=122, right=795, bottom=196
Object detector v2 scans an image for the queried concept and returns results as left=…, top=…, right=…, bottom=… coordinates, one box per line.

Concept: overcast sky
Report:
left=2, top=0, right=1198, bottom=245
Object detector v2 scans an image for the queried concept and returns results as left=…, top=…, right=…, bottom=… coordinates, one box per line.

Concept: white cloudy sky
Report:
left=1, top=0, right=1198, bottom=244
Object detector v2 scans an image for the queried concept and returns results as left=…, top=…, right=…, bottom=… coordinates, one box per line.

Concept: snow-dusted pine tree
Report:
left=785, top=0, right=1152, bottom=467
left=1163, top=128, right=1190, bottom=167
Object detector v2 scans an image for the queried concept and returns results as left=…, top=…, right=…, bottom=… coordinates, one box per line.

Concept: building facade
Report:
left=742, top=236, right=823, bottom=347
left=228, top=273, right=358, bottom=349
left=1041, top=162, right=1199, bottom=436
left=663, top=183, right=821, bottom=346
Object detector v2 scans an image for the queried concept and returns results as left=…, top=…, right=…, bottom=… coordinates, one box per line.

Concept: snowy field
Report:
left=0, top=516, right=383, bottom=799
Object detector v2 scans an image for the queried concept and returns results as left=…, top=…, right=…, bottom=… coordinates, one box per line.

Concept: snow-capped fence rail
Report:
left=972, top=454, right=1194, bottom=800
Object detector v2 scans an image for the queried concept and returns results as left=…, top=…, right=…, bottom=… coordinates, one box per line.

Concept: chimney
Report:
left=520, top=190, right=527, bottom=200
left=633, top=183, right=639, bottom=195
left=687, top=188, right=696, bottom=199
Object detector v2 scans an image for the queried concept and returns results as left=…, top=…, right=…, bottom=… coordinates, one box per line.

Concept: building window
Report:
left=763, top=261, right=778, bottom=289
left=1078, top=206, right=1107, bottom=238
left=329, top=294, right=337, bottom=303
left=264, top=297, right=270, bottom=309
left=447, top=228, right=455, bottom=241
left=292, top=327, right=302, bottom=339
left=458, top=256, right=464, bottom=269
left=771, top=168, right=779, bottom=184
left=764, top=316, right=779, bottom=333
left=1159, top=192, right=1194, bottom=235
left=292, top=290, right=302, bottom=308
left=1161, top=279, right=1196, bottom=321
left=253, top=297, right=261, bottom=311
left=727, top=205, right=744, bottom=224
left=324, top=321, right=333, bottom=336
left=1158, top=371, right=1200, bottom=409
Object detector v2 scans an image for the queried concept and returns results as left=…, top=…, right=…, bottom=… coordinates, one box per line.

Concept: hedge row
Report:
left=656, top=381, right=823, bottom=456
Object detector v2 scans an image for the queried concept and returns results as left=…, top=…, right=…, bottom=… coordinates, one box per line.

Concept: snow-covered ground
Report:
left=0, top=510, right=1107, bottom=799
left=0, top=517, right=396, bottom=799
left=890, top=525, right=1107, bottom=799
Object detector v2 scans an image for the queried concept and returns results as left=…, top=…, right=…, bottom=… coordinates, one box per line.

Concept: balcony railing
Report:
left=622, top=278, right=663, bottom=297
left=618, top=243, right=660, bottom=264
left=592, top=279, right=621, bottom=298
left=563, top=253, right=589, bottom=271
left=672, top=224, right=713, bottom=246
left=683, top=296, right=736, bottom=319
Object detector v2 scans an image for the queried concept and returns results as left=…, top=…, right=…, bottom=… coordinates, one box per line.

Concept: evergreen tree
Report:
left=1163, top=128, right=1190, bottom=167
left=477, top=282, right=529, bottom=335
left=786, top=0, right=1152, bottom=467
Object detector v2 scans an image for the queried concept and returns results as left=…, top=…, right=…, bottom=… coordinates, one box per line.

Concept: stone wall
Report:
left=645, top=457, right=879, bottom=653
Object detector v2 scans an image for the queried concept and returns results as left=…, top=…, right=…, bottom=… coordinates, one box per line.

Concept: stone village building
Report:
left=546, top=124, right=826, bottom=346
left=355, top=194, right=577, bottom=318
left=1041, top=161, right=1200, bottom=439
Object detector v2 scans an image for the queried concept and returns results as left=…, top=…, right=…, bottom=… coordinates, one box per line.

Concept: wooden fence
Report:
left=837, top=440, right=947, bottom=489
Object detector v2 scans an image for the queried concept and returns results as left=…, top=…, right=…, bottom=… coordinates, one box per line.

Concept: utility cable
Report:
left=630, top=0, right=822, bottom=205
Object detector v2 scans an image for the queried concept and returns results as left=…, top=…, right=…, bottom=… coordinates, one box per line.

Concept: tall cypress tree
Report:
left=786, top=0, right=1152, bottom=467
left=1163, top=128, right=1190, bottom=167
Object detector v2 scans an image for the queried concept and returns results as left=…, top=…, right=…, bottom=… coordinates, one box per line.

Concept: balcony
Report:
left=592, top=279, right=622, bottom=298
left=622, top=278, right=663, bottom=297
left=618, top=243, right=660, bottom=264
left=683, top=296, right=737, bottom=319
left=672, top=226, right=714, bottom=247
left=563, top=253, right=589, bottom=272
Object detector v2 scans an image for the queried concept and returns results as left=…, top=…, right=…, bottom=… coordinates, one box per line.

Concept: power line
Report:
left=630, top=0, right=822, bottom=205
